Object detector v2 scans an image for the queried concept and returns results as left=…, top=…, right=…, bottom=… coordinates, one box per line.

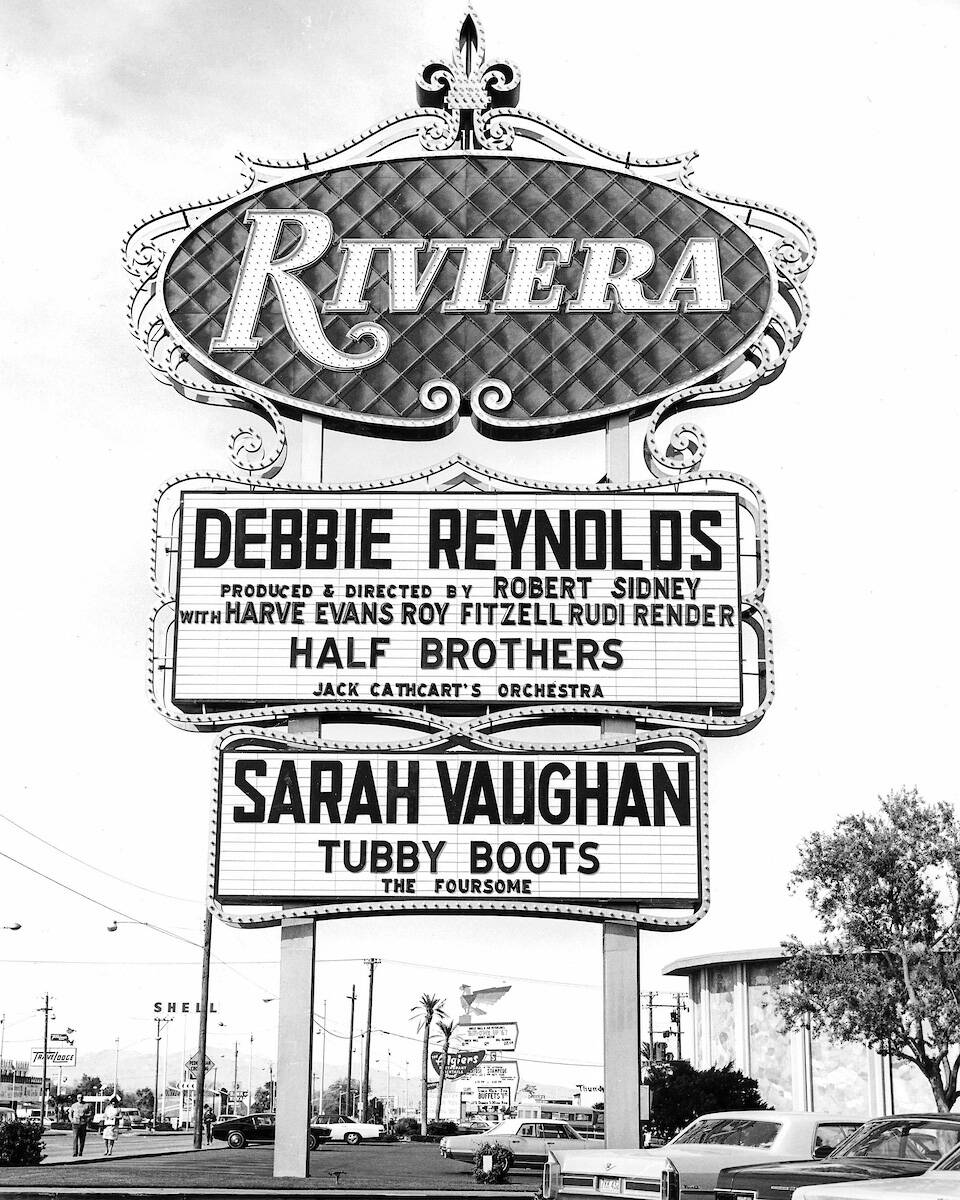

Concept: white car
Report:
left=322, top=1114, right=384, bottom=1144
left=441, top=1118, right=585, bottom=1167
left=793, top=1144, right=960, bottom=1200
left=544, top=1111, right=864, bottom=1199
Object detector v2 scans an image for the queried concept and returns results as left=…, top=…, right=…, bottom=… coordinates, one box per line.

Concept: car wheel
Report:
left=227, top=1131, right=246, bottom=1149
left=308, top=1133, right=320, bottom=1151
left=344, top=1131, right=361, bottom=1145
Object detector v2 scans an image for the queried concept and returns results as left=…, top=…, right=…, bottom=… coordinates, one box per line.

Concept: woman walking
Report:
left=102, top=1097, right=121, bottom=1157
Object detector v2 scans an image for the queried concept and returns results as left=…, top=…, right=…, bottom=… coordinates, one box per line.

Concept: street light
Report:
left=2, top=924, right=20, bottom=931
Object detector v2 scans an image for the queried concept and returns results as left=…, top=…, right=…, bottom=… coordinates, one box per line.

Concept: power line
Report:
left=0, top=849, right=271, bottom=999
left=0, top=812, right=196, bottom=904
left=381, top=957, right=600, bottom=991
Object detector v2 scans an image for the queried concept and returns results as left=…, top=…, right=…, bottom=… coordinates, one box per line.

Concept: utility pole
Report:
left=233, top=1041, right=239, bottom=1108
left=361, top=959, right=379, bottom=1121
left=38, top=995, right=52, bottom=1124
left=192, top=907, right=213, bottom=1149
left=248, top=1034, right=254, bottom=1118
left=114, top=1038, right=120, bottom=1094
left=345, top=986, right=356, bottom=1118
left=319, top=1000, right=327, bottom=1115
left=647, top=992, right=655, bottom=1068
left=153, top=1016, right=171, bottom=1129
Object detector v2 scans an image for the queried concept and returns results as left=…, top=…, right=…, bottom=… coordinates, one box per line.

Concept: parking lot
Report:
left=0, top=1140, right=541, bottom=1193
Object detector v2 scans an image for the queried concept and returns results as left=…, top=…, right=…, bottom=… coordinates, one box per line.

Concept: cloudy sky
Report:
left=1, top=0, right=958, bottom=1102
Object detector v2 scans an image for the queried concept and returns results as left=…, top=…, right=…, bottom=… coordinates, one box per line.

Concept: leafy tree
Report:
left=434, top=1019, right=456, bottom=1120
left=70, top=1075, right=102, bottom=1099
left=135, top=1088, right=154, bottom=1120
left=320, top=1077, right=356, bottom=1117
left=251, top=1083, right=273, bottom=1113
left=646, top=1061, right=766, bottom=1139
left=411, top=994, right=446, bottom=1136
left=776, top=788, right=960, bottom=1112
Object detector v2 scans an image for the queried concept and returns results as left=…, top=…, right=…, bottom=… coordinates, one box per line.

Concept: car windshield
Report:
left=671, top=1118, right=782, bottom=1148
left=839, top=1120, right=960, bottom=1163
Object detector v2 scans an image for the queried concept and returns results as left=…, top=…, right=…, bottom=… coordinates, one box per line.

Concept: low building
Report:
left=664, top=949, right=938, bottom=1117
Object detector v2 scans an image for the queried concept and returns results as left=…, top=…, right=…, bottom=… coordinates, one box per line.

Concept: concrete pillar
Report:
left=603, top=920, right=642, bottom=1147
left=734, top=963, right=751, bottom=1076
left=600, top=415, right=642, bottom=1149
left=273, top=916, right=316, bottom=1178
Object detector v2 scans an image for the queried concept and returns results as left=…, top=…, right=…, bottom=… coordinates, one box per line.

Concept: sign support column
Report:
left=602, top=415, right=642, bottom=1149
left=274, top=415, right=322, bottom=1179
left=274, top=915, right=317, bottom=1177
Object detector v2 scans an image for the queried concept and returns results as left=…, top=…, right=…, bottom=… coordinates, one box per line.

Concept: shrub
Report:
left=394, top=1116, right=420, bottom=1138
left=473, top=1141, right=513, bottom=1183
left=427, top=1119, right=459, bottom=1137
left=0, top=1121, right=45, bottom=1167
left=647, top=1061, right=768, bottom=1140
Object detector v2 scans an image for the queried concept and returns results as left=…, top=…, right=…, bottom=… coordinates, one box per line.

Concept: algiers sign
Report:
left=125, top=11, right=813, bottom=463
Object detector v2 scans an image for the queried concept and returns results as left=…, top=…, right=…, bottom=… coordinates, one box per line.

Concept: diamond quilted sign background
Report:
left=159, top=155, right=774, bottom=436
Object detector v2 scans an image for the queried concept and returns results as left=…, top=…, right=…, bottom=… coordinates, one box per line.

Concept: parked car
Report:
left=441, top=1117, right=585, bottom=1168
left=211, top=1112, right=330, bottom=1150
left=321, top=1114, right=385, bottom=1144
left=459, top=1119, right=493, bottom=1134
left=792, top=1140, right=960, bottom=1200
left=717, top=1116, right=960, bottom=1200
left=543, top=1112, right=864, bottom=1199
left=119, top=1108, right=143, bottom=1129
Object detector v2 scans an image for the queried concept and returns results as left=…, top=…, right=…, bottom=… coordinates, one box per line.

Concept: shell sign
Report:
left=126, top=12, right=813, bottom=462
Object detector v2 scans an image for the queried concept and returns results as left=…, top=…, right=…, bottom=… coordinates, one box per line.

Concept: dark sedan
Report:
left=716, top=1115, right=960, bottom=1200
left=211, top=1112, right=331, bottom=1150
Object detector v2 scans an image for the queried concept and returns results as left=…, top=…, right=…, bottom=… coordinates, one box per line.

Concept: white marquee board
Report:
left=211, top=729, right=706, bottom=925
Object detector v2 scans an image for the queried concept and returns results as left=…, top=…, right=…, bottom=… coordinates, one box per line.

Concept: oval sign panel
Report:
left=156, top=154, right=774, bottom=438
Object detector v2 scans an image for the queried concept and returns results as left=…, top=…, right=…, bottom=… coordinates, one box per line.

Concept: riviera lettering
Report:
left=209, top=209, right=730, bottom=370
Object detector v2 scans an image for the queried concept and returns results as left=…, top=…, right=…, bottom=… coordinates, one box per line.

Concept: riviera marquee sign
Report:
left=125, top=14, right=812, bottom=458
left=132, top=9, right=809, bottom=943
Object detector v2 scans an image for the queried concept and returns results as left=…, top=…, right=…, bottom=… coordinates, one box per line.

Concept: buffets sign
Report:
left=456, top=1023, right=519, bottom=1053
left=210, top=728, right=705, bottom=924
left=150, top=460, right=769, bottom=733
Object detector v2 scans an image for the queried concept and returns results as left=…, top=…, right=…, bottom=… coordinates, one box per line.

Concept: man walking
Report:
left=203, top=1104, right=214, bottom=1145
left=68, top=1095, right=88, bottom=1158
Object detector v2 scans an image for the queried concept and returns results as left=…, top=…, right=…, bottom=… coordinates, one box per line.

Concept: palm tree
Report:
left=411, top=994, right=446, bottom=1135
left=434, top=1019, right=457, bottom=1120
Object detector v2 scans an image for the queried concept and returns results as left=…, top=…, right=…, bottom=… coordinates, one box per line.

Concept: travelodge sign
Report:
left=126, top=12, right=813, bottom=459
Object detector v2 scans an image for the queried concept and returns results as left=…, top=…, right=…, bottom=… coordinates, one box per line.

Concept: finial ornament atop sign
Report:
left=125, top=7, right=813, bottom=473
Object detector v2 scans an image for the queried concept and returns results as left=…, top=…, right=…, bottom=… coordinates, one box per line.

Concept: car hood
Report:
left=555, top=1146, right=807, bottom=1186
left=723, top=1161, right=930, bottom=1188
left=795, top=1174, right=960, bottom=1200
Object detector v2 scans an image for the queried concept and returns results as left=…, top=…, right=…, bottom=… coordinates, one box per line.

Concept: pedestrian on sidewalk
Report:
left=68, top=1095, right=88, bottom=1158
left=102, top=1096, right=121, bottom=1157
left=203, top=1104, right=214, bottom=1145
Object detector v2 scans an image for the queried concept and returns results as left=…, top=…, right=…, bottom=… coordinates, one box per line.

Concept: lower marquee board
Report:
left=211, top=730, right=707, bottom=925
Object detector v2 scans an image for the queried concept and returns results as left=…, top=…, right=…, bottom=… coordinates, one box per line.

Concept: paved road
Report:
left=40, top=1129, right=198, bottom=1164
left=1, top=1141, right=540, bottom=1192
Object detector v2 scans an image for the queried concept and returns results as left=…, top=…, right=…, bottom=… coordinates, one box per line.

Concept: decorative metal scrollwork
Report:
left=416, top=8, right=521, bottom=151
